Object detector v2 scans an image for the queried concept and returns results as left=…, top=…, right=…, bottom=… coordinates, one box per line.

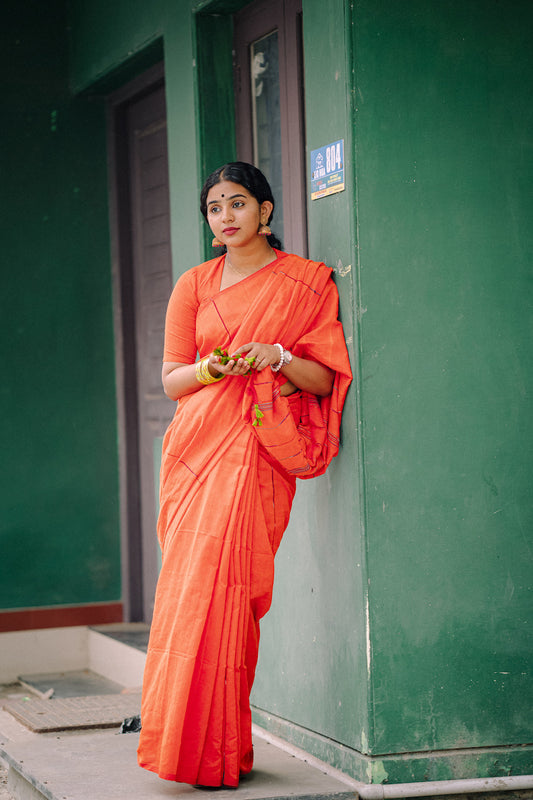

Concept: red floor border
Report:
left=0, top=603, right=123, bottom=633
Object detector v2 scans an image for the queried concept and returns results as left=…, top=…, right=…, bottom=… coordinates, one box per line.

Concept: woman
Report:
left=137, top=162, right=352, bottom=788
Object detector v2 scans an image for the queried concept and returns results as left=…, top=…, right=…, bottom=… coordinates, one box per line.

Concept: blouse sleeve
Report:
left=163, top=269, right=199, bottom=363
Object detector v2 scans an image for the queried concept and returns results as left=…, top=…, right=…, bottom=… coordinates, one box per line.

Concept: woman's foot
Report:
left=193, top=785, right=236, bottom=791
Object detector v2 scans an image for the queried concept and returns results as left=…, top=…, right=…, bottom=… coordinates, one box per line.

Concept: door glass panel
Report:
left=250, top=31, right=284, bottom=244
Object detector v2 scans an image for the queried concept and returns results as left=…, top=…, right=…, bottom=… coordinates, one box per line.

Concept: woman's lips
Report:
left=223, top=227, right=239, bottom=235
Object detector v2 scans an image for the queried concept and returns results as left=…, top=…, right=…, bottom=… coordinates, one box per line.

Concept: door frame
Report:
left=233, top=0, right=307, bottom=255
left=107, top=62, right=165, bottom=622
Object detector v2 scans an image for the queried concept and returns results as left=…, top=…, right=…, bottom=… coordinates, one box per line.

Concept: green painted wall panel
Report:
left=353, top=0, right=533, bottom=757
left=252, top=0, right=366, bottom=752
left=161, top=12, right=204, bottom=280
left=252, top=451, right=365, bottom=751
left=194, top=12, right=237, bottom=258
left=1, top=0, right=120, bottom=608
left=68, top=0, right=170, bottom=93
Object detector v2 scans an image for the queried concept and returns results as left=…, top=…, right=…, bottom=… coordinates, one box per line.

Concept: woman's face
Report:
left=206, top=180, right=273, bottom=250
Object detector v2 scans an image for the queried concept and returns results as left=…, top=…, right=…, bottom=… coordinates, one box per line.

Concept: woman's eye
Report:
left=233, top=201, right=244, bottom=208
left=209, top=206, right=220, bottom=214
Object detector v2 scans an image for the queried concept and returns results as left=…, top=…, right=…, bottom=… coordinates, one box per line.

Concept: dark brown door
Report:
left=109, top=67, right=175, bottom=623
left=234, top=0, right=307, bottom=255
left=127, top=86, right=175, bottom=621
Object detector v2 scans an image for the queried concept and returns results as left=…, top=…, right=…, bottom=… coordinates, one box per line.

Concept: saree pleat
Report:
left=138, top=252, right=351, bottom=787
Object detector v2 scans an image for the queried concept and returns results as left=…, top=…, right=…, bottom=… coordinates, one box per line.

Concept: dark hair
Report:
left=200, top=161, right=282, bottom=250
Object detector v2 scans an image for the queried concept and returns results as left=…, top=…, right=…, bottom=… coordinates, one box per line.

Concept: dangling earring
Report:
left=212, top=237, right=224, bottom=247
left=258, top=223, right=272, bottom=237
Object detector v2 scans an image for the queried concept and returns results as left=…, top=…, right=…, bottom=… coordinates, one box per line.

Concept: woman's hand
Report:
left=231, top=342, right=282, bottom=371
left=209, top=350, right=255, bottom=377
left=162, top=351, right=253, bottom=400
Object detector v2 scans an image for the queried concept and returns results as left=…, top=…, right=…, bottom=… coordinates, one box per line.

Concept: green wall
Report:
left=240, top=0, right=533, bottom=782
left=251, top=0, right=366, bottom=757
left=0, top=0, right=120, bottom=608
left=353, top=0, right=533, bottom=780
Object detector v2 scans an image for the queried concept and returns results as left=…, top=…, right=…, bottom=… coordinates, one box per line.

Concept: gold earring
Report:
left=258, top=223, right=272, bottom=237
left=212, top=237, right=224, bottom=247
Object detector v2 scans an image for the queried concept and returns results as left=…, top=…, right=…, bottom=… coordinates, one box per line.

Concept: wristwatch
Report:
left=283, top=349, right=293, bottom=364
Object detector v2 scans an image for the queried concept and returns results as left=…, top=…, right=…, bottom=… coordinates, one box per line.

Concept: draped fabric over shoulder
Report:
left=137, top=251, right=352, bottom=788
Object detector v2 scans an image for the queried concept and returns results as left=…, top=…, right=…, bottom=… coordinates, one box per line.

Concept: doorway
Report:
left=108, top=64, right=175, bottom=623
left=233, top=0, right=307, bottom=255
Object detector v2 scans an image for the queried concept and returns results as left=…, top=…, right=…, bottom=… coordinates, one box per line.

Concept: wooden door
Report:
left=109, top=67, right=175, bottom=623
left=127, top=85, right=175, bottom=622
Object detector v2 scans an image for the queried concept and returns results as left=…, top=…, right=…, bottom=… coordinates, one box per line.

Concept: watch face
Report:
left=284, top=349, right=293, bottom=364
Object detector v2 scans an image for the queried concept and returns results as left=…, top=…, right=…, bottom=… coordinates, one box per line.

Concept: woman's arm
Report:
left=163, top=343, right=334, bottom=402
left=162, top=362, right=203, bottom=401
left=279, top=353, right=333, bottom=396
left=162, top=351, right=259, bottom=401
left=234, top=342, right=334, bottom=397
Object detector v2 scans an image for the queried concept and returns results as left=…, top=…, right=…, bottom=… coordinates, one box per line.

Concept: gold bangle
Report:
left=200, top=359, right=213, bottom=383
left=195, top=357, right=225, bottom=385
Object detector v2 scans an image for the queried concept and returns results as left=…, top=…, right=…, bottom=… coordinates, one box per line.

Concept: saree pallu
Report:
left=137, top=252, right=352, bottom=787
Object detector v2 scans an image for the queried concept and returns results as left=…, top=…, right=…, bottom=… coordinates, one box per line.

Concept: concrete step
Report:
left=0, top=625, right=359, bottom=800
left=1, top=726, right=358, bottom=800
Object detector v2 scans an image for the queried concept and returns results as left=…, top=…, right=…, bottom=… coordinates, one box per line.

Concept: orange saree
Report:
left=137, top=250, right=352, bottom=787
